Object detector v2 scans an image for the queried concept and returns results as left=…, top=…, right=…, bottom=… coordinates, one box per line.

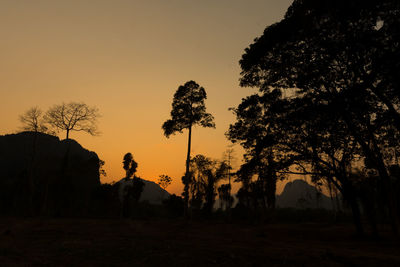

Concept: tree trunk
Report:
left=266, top=153, right=277, bottom=210
left=342, top=113, right=399, bottom=235
left=66, top=129, right=70, bottom=140
left=184, top=124, right=192, bottom=218
left=333, top=174, right=364, bottom=236
left=347, top=194, right=364, bottom=236
left=341, top=180, right=364, bottom=236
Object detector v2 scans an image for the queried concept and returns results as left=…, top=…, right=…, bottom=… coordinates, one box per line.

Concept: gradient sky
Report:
left=0, top=0, right=295, bottom=195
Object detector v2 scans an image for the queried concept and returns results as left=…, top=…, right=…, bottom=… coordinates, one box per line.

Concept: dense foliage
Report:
left=228, top=0, right=400, bottom=235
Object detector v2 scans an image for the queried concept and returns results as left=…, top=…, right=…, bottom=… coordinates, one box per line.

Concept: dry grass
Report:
left=0, top=218, right=399, bottom=266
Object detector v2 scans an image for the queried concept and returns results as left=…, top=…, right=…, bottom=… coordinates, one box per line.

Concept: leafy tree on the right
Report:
left=229, top=0, right=400, bottom=236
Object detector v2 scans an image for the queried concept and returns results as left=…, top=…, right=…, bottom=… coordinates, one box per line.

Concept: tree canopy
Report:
left=157, top=175, right=172, bottom=191
left=123, top=153, right=138, bottom=179
left=189, top=154, right=229, bottom=214
left=162, top=80, right=215, bottom=137
left=162, top=80, right=215, bottom=217
left=229, top=0, right=400, bottom=235
left=19, top=106, right=50, bottom=134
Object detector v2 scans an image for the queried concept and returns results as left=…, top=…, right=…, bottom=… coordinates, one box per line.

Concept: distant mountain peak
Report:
left=277, top=179, right=332, bottom=209
left=115, top=177, right=170, bottom=204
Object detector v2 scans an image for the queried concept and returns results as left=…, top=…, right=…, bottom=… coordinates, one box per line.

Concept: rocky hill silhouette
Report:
left=0, top=132, right=100, bottom=216
left=140, top=179, right=170, bottom=204
left=276, top=179, right=333, bottom=209
left=114, top=177, right=170, bottom=204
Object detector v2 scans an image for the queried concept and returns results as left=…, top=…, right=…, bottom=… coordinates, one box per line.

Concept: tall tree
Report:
left=45, top=102, right=100, bottom=140
left=222, top=146, right=236, bottom=207
left=162, top=80, right=215, bottom=216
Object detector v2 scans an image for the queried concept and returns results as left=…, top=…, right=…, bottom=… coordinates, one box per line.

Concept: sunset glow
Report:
left=0, top=0, right=293, bottom=195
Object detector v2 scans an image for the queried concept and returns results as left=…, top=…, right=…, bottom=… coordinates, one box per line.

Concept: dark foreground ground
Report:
left=0, top=218, right=399, bottom=266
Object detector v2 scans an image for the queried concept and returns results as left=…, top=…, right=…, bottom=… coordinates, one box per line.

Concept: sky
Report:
left=0, top=0, right=294, bottom=195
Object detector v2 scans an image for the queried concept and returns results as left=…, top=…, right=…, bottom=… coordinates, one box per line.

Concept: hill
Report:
left=276, top=179, right=333, bottom=209
left=114, top=177, right=171, bottom=204
left=0, top=132, right=100, bottom=216
left=140, top=179, right=170, bottom=204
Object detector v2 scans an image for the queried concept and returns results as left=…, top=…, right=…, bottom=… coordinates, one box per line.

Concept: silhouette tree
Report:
left=234, top=161, right=255, bottom=210
left=157, top=174, right=172, bottom=191
left=123, top=153, right=138, bottom=179
left=227, top=92, right=292, bottom=211
left=217, top=184, right=233, bottom=210
left=18, top=106, right=48, bottom=216
left=233, top=0, right=400, bottom=234
left=44, top=102, right=100, bottom=140
left=18, top=106, right=55, bottom=216
left=162, top=80, right=215, bottom=216
left=221, top=146, right=236, bottom=209
left=99, top=159, right=107, bottom=178
left=157, top=174, right=172, bottom=200
left=189, top=154, right=229, bottom=214
left=119, top=153, right=144, bottom=218
left=19, top=106, right=50, bottom=133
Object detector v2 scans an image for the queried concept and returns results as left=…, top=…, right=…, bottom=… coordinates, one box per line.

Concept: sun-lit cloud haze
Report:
left=0, top=0, right=294, bottom=195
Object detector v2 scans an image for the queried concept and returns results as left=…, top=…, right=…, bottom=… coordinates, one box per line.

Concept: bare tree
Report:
left=19, top=106, right=49, bottom=133
left=18, top=106, right=53, bottom=215
left=44, top=102, right=100, bottom=140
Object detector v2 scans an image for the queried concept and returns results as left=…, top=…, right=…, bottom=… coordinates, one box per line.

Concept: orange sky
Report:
left=0, top=0, right=296, bottom=195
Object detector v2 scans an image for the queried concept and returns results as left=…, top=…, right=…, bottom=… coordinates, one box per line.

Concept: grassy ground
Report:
left=0, top=218, right=399, bottom=266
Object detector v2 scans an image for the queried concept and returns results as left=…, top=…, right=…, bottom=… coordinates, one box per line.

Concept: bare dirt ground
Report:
left=0, top=218, right=399, bottom=266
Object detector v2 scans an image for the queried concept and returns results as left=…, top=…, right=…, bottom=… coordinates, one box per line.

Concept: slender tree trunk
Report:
left=184, top=124, right=192, bottom=218
left=266, top=153, right=277, bottom=210
left=227, top=150, right=232, bottom=210
left=340, top=180, right=364, bottom=236
left=66, top=129, right=70, bottom=140
left=331, top=173, right=364, bottom=236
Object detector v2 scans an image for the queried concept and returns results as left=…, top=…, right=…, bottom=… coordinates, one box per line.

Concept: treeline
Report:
left=225, top=0, right=400, bottom=236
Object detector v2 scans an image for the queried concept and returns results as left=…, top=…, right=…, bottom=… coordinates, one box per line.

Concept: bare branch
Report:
left=44, top=102, right=101, bottom=139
